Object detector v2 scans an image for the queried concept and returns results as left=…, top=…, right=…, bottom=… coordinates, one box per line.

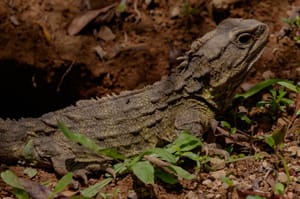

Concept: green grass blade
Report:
left=81, top=178, right=112, bottom=198
left=235, top=79, right=288, bottom=99
left=58, top=121, right=125, bottom=160
left=277, top=81, right=299, bottom=93
left=52, top=172, right=73, bottom=194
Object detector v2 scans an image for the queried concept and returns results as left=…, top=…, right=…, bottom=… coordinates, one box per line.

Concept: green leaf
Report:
left=220, top=121, right=231, bottom=129
left=277, top=81, right=299, bottom=93
left=23, top=168, right=37, bottom=178
left=1, top=170, right=29, bottom=199
left=116, top=0, right=126, bottom=13
left=235, top=79, right=290, bottom=99
left=131, top=161, right=154, bottom=184
left=230, top=127, right=237, bottom=135
left=257, top=100, right=268, bottom=107
left=265, top=135, right=275, bottom=148
left=239, top=113, right=252, bottom=124
left=81, top=178, right=112, bottom=198
left=146, top=148, right=177, bottom=163
left=1, top=170, right=24, bottom=190
left=166, top=131, right=201, bottom=153
left=220, top=121, right=236, bottom=135
left=246, top=196, right=266, bottom=199
left=12, top=188, right=30, bottom=199
left=58, top=121, right=102, bottom=151
left=296, top=109, right=300, bottom=116
left=181, top=151, right=200, bottom=161
left=282, top=17, right=292, bottom=25
left=155, top=168, right=178, bottom=184
left=279, top=98, right=294, bottom=105
left=169, top=165, right=195, bottom=180
left=274, top=182, right=285, bottom=195
left=99, top=148, right=126, bottom=160
left=220, top=176, right=233, bottom=186
left=52, top=172, right=73, bottom=194
left=270, top=126, right=287, bottom=147
left=23, top=139, right=35, bottom=160
left=58, top=121, right=125, bottom=160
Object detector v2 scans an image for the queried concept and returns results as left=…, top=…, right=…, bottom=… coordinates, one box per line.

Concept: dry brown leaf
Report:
left=98, top=25, right=115, bottom=41
left=19, top=178, right=52, bottom=199
left=67, top=2, right=118, bottom=36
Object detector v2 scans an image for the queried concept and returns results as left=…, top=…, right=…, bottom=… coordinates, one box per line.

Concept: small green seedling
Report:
left=282, top=15, right=300, bottom=28
left=220, top=120, right=237, bottom=135
left=257, top=88, right=294, bottom=118
left=235, top=79, right=299, bottom=119
left=264, top=126, right=287, bottom=149
left=220, top=176, right=233, bottom=187
left=282, top=15, right=300, bottom=44
left=274, top=182, right=285, bottom=195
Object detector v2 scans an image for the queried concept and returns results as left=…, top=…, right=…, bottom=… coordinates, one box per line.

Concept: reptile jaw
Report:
left=246, top=29, right=269, bottom=71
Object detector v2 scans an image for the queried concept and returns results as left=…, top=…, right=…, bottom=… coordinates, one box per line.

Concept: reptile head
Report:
left=179, top=18, right=269, bottom=111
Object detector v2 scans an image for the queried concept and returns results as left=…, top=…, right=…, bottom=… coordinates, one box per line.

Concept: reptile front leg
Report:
left=173, top=99, right=214, bottom=138
left=172, top=99, right=229, bottom=158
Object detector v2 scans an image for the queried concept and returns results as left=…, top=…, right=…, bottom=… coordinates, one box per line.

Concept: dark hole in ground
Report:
left=0, top=60, right=88, bottom=119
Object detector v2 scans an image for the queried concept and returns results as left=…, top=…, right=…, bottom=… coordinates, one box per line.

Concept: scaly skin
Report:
left=0, top=18, right=269, bottom=175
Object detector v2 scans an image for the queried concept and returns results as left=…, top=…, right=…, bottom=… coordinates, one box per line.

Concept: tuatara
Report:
left=0, top=18, right=269, bottom=175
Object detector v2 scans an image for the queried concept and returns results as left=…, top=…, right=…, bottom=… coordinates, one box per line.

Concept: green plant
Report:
left=220, top=176, right=233, bottom=187
left=235, top=79, right=299, bottom=99
left=235, top=79, right=299, bottom=119
left=282, top=15, right=300, bottom=44
left=264, top=125, right=287, bottom=150
left=1, top=170, right=73, bottom=199
left=58, top=122, right=206, bottom=197
left=220, top=120, right=237, bottom=135
left=282, top=15, right=300, bottom=28
left=257, top=88, right=294, bottom=118
left=274, top=182, right=285, bottom=195
left=1, top=123, right=206, bottom=198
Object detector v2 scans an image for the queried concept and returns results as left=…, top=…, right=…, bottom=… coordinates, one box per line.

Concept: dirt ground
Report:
left=0, top=0, right=300, bottom=198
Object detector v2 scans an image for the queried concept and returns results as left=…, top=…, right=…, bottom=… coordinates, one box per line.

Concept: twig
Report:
left=143, top=155, right=174, bottom=174
left=134, top=0, right=141, bottom=22
left=56, top=61, right=75, bottom=92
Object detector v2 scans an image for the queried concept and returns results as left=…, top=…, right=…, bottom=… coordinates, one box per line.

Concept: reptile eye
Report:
left=237, top=33, right=253, bottom=45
